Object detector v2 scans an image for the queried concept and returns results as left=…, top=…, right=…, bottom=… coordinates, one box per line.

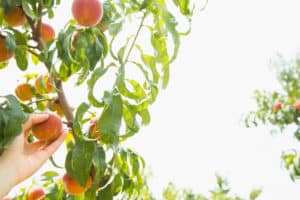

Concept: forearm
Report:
left=0, top=154, right=17, bottom=198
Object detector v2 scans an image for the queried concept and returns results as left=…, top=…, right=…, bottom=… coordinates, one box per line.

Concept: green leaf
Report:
left=75, top=102, right=90, bottom=122
left=65, top=139, right=96, bottom=186
left=120, top=103, right=139, bottom=140
left=49, top=156, right=63, bottom=169
left=99, top=91, right=123, bottom=145
left=12, top=29, right=27, bottom=46
left=109, top=22, right=123, bottom=36
left=21, top=0, right=37, bottom=19
left=130, top=152, right=140, bottom=176
left=136, top=46, right=160, bottom=84
left=172, top=0, right=193, bottom=16
left=111, top=173, right=123, bottom=195
left=72, top=120, right=83, bottom=138
left=93, top=146, right=106, bottom=183
left=41, top=171, right=59, bottom=180
left=138, top=109, right=151, bottom=125
left=31, top=53, right=39, bottom=65
left=0, top=95, right=27, bottom=156
left=87, top=66, right=109, bottom=107
left=0, top=62, right=9, bottom=70
left=161, top=9, right=180, bottom=64
left=118, top=79, right=148, bottom=103
left=93, top=27, right=109, bottom=57
left=117, top=46, right=126, bottom=63
left=56, top=25, right=78, bottom=69
left=4, top=32, right=16, bottom=53
left=250, top=189, right=262, bottom=200
left=58, top=63, right=70, bottom=81
left=150, top=30, right=170, bottom=88
left=85, top=185, right=97, bottom=200
left=97, top=184, right=113, bottom=200
left=15, top=47, right=28, bottom=71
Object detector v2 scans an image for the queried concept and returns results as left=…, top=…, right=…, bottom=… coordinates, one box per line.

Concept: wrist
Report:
left=0, top=151, right=17, bottom=198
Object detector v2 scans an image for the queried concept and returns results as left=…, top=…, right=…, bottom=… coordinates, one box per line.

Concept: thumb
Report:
left=22, top=113, right=49, bottom=132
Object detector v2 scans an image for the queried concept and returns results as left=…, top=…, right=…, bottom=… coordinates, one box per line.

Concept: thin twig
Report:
left=27, top=98, right=54, bottom=106
left=26, top=48, right=39, bottom=57
left=124, top=12, right=147, bottom=64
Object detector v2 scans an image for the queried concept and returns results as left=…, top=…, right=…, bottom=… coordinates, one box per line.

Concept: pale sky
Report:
left=3, top=0, right=300, bottom=199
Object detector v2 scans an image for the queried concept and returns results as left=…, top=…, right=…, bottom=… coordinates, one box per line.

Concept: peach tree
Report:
left=245, top=56, right=300, bottom=182
left=0, top=0, right=193, bottom=199
left=163, top=176, right=261, bottom=200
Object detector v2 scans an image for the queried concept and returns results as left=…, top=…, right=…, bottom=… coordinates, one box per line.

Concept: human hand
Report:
left=0, top=113, right=67, bottom=198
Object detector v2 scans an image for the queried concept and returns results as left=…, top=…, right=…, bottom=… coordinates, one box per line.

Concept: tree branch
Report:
left=54, top=79, right=74, bottom=123
left=24, top=5, right=75, bottom=131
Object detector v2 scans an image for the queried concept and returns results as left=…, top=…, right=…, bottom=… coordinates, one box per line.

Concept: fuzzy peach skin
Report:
left=72, top=0, right=103, bottom=26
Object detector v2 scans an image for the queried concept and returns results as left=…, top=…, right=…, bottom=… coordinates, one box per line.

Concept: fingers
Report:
left=22, top=113, right=49, bottom=132
left=35, top=129, right=67, bottom=162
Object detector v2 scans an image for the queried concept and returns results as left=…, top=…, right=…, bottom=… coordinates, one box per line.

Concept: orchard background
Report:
left=2, top=0, right=300, bottom=199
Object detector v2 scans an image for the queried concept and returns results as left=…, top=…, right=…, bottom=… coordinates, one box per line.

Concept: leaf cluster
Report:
left=245, top=55, right=300, bottom=182
left=0, top=95, right=27, bottom=156
left=0, top=0, right=195, bottom=198
left=162, top=176, right=261, bottom=200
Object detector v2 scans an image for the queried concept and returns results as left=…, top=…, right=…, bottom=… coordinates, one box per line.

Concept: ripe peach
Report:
left=0, top=36, right=14, bottom=62
left=35, top=75, right=53, bottom=95
left=72, top=0, right=103, bottom=27
left=48, top=101, right=64, bottom=117
left=40, top=23, right=55, bottom=42
left=89, top=117, right=100, bottom=139
left=62, top=173, right=92, bottom=195
left=3, top=7, right=27, bottom=27
left=294, top=100, right=300, bottom=111
left=15, top=83, right=34, bottom=101
left=27, top=187, right=45, bottom=200
left=273, top=102, right=282, bottom=112
left=32, top=113, right=63, bottom=142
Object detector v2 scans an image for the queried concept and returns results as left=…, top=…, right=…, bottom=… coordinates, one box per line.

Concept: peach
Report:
left=34, top=75, right=53, bottom=95
left=0, top=36, right=14, bottom=62
left=15, top=83, right=34, bottom=101
left=48, top=101, right=64, bottom=117
left=62, top=173, right=92, bottom=195
left=3, top=7, right=27, bottom=27
left=72, top=0, right=103, bottom=27
left=294, top=100, right=300, bottom=111
left=273, top=102, right=282, bottom=112
left=40, top=23, right=55, bottom=42
left=31, top=113, right=63, bottom=142
left=27, top=187, right=45, bottom=200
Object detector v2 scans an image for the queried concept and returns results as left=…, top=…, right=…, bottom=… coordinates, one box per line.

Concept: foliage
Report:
left=0, top=95, right=27, bottom=156
left=245, top=55, right=300, bottom=181
left=12, top=175, right=261, bottom=200
left=162, top=176, right=262, bottom=200
left=0, top=0, right=194, bottom=198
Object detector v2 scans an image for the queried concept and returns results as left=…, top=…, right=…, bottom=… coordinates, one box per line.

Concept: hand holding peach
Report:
left=0, top=114, right=67, bottom=199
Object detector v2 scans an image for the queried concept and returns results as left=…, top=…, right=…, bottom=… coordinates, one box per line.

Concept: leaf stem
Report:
left=124, top=12, right=147, bottom=64
left=26, top=48, right=39, bottom=57
left=27, top=98, right=54, bottom=106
